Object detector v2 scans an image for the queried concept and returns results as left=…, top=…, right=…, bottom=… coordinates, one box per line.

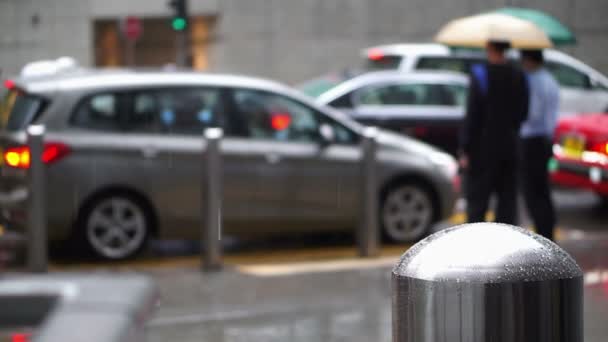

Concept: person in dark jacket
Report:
left=460, top=40, right=529, bottom=225
left=519, top=49, right=559, bottom=240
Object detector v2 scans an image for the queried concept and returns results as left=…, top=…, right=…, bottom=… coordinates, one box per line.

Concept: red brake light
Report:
left=270, top=113, right=291, bottom=131
left=11, top=333, right=30, bottom=342
left=4, top=143, right=70, bottom=169
left=368, top=48, right=385, bottom=61
left=4, top=79, right=15, bottom=90
left=42, top=143, right=70, bottom=163
left=591, top=142, right=608, bottom=155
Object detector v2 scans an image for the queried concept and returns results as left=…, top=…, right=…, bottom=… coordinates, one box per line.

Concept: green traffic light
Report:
left=172, top=17, right=187, bottom=31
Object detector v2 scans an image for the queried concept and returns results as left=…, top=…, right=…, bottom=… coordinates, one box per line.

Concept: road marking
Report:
left=448, top=211, right=496, bottom=225
left=447, top=212, right=567, bottom=241
left=448, top=212, right=466, bottom=224
left=149, top=306, right=299, bottom=327
left=50, top=244, right=412, bottom=272
left=237, top=256, right=399, bottom=277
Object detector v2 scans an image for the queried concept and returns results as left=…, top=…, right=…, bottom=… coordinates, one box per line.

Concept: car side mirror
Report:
left=319, top=123, right=335, bottom=146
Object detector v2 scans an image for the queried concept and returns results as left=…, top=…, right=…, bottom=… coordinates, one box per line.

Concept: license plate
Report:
left=561, top=134, right=585, bottom=159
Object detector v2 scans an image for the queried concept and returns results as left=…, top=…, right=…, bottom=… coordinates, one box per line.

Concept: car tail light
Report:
left=12, top=333, right=30, bottom=342
left=367, top=48, right=385, bottom=61
left=3, top=79, right=15, bottom=90
left=3, top=143, right=70, bottom=169
left=591, top=142, right=608, bottom=156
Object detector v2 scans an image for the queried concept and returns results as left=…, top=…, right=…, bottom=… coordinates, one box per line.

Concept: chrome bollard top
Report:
left=393, top=222, right=582, bottom=283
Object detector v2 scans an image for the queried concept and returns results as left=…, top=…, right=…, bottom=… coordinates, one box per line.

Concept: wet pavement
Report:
left=144, top=244, right=608, bottom=342
left=2, top=189, right=607, bottom=341
left=140, top=189, right=608, bottom=342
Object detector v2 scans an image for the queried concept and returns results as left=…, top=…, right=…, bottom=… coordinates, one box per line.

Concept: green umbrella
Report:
left=494, top=7, right=576, bottom=46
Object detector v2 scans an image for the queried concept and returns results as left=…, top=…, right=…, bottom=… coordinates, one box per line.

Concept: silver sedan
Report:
left=0, top=70, right=458, bottom=259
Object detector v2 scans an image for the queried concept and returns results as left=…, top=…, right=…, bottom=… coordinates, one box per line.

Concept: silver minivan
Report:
left=0, top=70, right=458, bottom=260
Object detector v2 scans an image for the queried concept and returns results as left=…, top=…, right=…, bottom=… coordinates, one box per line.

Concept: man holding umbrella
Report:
left=436, top=13, right=554, bottom=224
left=460, top=40, right=529, bottom=224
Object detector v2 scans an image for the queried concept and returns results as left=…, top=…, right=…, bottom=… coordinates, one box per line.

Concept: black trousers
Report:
left=466, top=156, right=518, bottom=225
left=520, top=136, right=556, bottom=240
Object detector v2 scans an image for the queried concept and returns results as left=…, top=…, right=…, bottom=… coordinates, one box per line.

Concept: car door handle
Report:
left=141, top=146, right=159, bottom=159
left=265, top=152, right=281, bottom=164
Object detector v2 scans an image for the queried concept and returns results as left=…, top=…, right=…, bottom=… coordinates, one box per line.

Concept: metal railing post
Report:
left=202, top=127, right=223, bottom=271
left=358, top=127, right=380, bottom=257
left=392, top=222, right=583, bottom=342
left=26, top=125, right=47, bottom=273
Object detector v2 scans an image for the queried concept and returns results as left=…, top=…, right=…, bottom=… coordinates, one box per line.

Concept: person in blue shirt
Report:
left=520, top=49, right=560, bottom=241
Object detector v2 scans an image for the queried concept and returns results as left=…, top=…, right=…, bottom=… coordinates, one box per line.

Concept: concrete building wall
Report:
left=0, top=0, right=606, bottom=84
left=0, top=0, right=91, bottom=76
left=210, top=0, right=608, bottom=84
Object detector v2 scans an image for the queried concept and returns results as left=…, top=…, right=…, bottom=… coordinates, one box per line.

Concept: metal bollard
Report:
left=26, top=125, right=47, bottom=273
left=202, top=127, right=223, bottom=271
left=358, top=127, right=380, bottom=257
left=392, top=222, right=583, bottom=342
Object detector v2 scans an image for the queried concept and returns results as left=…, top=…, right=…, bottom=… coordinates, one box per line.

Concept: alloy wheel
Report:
left=86, top=197, right=147, bottom=259
left=382, top=185, right=434, bottom=242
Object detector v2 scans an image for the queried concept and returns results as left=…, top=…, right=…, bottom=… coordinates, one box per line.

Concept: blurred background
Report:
left=1, top=0, right=607, bottom=83
left=1, top=1, right=608, bottom=341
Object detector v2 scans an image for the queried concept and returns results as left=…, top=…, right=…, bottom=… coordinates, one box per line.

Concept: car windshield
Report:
left=0, top=89, right=46, bottom=131
left=297, top=70, right=361, bottom=97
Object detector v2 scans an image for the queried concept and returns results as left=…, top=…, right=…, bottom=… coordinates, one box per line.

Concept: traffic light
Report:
left=168, top=0, right=188, bottom=31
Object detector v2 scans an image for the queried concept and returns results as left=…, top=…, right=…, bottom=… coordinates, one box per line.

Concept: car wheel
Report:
left=78, top=194, right=150, bottom=260
left=381, top=183, right=436, bottom=243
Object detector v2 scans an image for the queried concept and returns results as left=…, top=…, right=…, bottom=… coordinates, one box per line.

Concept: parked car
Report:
left=363, top=43, right=608, bottom=114
left=551, top=113, right=608, bottom=200
left=317, top=71, right=468, bottom=155
left=0, top=69, right=459, bottom=260
left=296, top=69, right=361, bottom=98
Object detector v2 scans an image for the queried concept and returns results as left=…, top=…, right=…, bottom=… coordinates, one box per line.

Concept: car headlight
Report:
left=429, top=153, right=458, bottom=179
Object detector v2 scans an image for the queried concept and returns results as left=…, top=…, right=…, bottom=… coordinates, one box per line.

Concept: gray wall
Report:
left=0, top=0, right=91, bottom=76
left=1, top=0, right=606, bottom=84
left=211, top=0, right=608, bottom=84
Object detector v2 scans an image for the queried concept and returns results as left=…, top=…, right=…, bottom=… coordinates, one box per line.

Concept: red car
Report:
left=551, top=114, right=608, bottom=199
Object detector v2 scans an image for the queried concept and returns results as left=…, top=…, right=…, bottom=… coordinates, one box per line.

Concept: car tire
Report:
left=380, top=182, right=437, bottom=243
left=75, top=193, right=151, bottom=260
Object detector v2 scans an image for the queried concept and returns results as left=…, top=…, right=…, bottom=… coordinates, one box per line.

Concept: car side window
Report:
left=328, top=92, right=354, bottom=108
left=546, top=62, right=591, bottom=89
left=442, top=84, right=468, bottom=107
left=129, top=88, right=223, bottom=134
left=232, top=89, right=321, bottom=143
left=72, top=93, right=126, bottom=131
left=328, top=120, right=358, bottom=144
left=356, top=83, right=460, bottom=106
